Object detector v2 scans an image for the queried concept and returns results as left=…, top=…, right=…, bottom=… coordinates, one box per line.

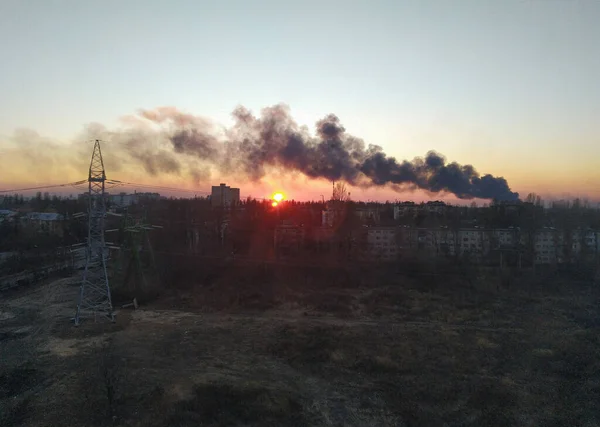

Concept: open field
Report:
left=2, top=267, right=600, bottom=427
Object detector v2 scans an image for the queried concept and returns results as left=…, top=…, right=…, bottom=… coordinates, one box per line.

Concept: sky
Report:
left=1, top=0, right=599, bottom=203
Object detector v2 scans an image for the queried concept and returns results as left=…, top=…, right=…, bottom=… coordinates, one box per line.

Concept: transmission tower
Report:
left=110, top=211, right=161, bottom=294
left=74, top=140, right=114, bottom=325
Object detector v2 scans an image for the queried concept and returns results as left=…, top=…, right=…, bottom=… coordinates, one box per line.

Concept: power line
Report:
left=0, top=178, right=273, bottom=202
left=0, top=178, right=212, bottom=197
left=0, top=180, right=87, bottom=194
left=107, top=179, right=211, bottom=195
left=1, top=177, right=268, bottom=200
left=109, top=180, right=275, bottom=201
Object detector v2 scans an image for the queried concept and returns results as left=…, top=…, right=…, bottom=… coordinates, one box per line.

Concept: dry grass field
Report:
left=2, top=266, right=600, bottom=426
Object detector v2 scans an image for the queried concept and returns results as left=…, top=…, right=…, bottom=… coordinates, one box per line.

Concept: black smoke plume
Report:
left=134, top=104, right=519, bottom=201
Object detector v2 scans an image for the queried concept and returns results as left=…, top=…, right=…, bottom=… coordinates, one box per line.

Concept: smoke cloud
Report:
left=0, top=104, right=519, bottom=201
left=132, top=104, right=518, bottom=201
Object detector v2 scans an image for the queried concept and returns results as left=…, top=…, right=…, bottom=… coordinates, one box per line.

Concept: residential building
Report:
left=430, top=227, right=459, bottom=257
left=366, top=226, right=398, bottom=260
left=109, top=192, right=136, bottom=207
left=321, top=201, right=344, bottom=227
left=322, top=202, right=381, bottom=227
left=354, top=206, right=380, bottom=224
left=211, top=183, right=240, bottom=208
left=107, top=192, right=162, bottom=208
left=526, top=227, right=600, bottom=265
left=492, top=200, right=535, bottom=216
left=393, top=202, right=418, bottom=219
left=321, top=208, right=337, bottom=228
left=0, top=209, right=17, bottom=223
left=136, top=192, right=161, bottom=201
left=344, top=223, right=599, bottom=265
left=494, top=227, right=520, bottom=249
left=22, top=212, right=65, bottom=236
left=425, top=201, right=447, bottom=215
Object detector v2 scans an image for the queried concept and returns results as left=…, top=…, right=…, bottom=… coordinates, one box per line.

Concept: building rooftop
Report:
left=25, top=212, right=64, bottom=221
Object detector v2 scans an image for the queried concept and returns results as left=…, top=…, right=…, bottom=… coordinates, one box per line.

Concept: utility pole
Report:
left=74, top=140, right=114, bottom=325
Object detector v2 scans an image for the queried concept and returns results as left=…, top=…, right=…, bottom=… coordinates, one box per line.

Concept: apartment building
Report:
left=533, top=228, right=600, bottom=264
left=22, top=212, right=65, bottom=236
left=210, top=183, right=240, bottom=208
left=0, top=209, right=17, bottom=224
left=321, top=208, right=338, bottom=228
left=393, top=202, right=418, bottom=219
left=354, top=206, right=380, bottom=224
left=366, top=226, right=398, bottom=260
left=321, top=201, right=379, bottom=227
left=425, top=201, right=448, bottom=215
left=583, top=230, right=600, bottom=255
left=365, top=226, right=485, bottom=261
left=533, top=227, right=561, bottom=264
left=495, top=228, right=520, bottom=248
left=108, top=192, right=137, bottom=207
left=340, top=223, right=598, bottom=265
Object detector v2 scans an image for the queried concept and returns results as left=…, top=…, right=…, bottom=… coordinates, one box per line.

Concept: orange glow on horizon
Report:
left=272, top=201, right=278, bottom=207
left=272, top=192, right=284, bottom=202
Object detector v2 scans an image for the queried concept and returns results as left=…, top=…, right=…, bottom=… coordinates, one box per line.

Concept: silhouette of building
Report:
left=107, top=192, right=162, bottom=208
left=108, top=192, right=136, bottom=207
left=393, top=201, right=417, bottom=219
left=211, top=183, right=240, bottom=208
left=424, top=201, right=447, bottom=215
left=22, top=212, right=65, bottom=236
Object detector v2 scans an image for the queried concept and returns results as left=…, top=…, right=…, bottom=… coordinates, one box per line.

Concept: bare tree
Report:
left=525, top=193, right=537, bottom=204
left=81, top=337, right=124, bottom=424
left=332, top=182, right=351, bottom=202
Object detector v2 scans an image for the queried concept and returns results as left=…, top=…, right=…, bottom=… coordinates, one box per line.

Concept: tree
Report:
left=78, top=338, right=124, bottom=424
left=525, top=192, right=540, bottom=205
left=332, top=182, right=351, bottom=202
left=524, top=192, right=543, bottom=207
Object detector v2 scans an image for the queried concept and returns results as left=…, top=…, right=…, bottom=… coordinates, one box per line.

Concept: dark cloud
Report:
left=126, top=104, right=518, bottom=201
left=3, top=105, right=514, bottom=200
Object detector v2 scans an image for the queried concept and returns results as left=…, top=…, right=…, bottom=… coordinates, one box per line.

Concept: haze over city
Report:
left=1, top=0, right=599, bottom=202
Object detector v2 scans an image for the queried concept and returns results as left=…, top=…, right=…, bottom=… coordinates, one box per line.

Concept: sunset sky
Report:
left=1, top=0, right=599, bottom=203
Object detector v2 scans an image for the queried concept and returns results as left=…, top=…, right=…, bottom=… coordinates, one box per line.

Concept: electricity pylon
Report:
left=74, top=140, right=114, bottom=325
left=111, top=212, right=161, bottom=294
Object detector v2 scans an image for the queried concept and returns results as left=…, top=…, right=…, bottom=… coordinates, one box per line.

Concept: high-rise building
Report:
left=211, top=183, right=240, bottom=208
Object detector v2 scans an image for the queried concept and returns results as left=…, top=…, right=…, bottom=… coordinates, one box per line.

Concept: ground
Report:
left=1, top=267, right=600, bottom=426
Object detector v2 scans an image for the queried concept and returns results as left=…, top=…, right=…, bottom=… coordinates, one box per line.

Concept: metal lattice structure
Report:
left=75, top=140, right=114, bottom=325
left=112, top=212, right=161, bottom=294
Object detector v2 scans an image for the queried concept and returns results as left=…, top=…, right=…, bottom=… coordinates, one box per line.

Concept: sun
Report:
left=272, top=192, right=284, bottom=202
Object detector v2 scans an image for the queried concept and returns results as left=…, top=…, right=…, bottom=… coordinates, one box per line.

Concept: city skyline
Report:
left=1, top=0, right=599, bottom=202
